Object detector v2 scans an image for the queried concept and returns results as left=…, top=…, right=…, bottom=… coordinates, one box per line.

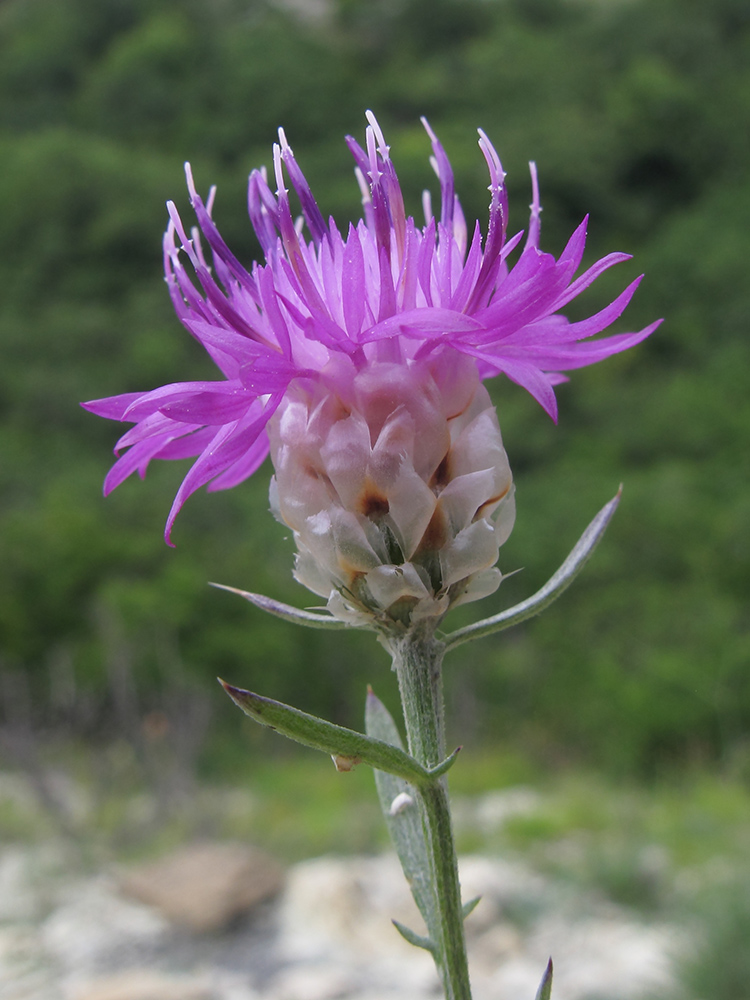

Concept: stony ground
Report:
left=0, top=833, right=681, bottom=1000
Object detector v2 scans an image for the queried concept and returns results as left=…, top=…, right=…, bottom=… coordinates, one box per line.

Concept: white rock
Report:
left=0, top=849, right=44, bottom=923
left=0, top=925, right=55, bottom=999
left=0, top=843, right=72, bottom=923
left=266, top=964, right=355, bottom=1000
left=69, top=970, right=213, bottom=1000
left=41, top=876, right=168, bottom=974
left=275, top=855, right=438, bottom=996
left=0, top=842, right=680, bottom=1000
left=529, top=912, right=680, bottom=1000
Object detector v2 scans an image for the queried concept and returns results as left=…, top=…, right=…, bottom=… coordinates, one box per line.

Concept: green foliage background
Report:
left=1, top=0, right=748, bottom=777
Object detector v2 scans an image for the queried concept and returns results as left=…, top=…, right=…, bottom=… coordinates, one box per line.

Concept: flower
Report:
left=83, top=112, right=658, bottom=628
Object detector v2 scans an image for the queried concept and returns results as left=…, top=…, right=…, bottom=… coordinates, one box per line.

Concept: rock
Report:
left=0, top=841, right=72, bottom=923
left=119, top=842, right=284, bottom=933
left=71, top=970, right=214, bottom=1000
left=277, top=854, right=428, bottom=960
left=274, top=855, right=439, bottom=997
left=0, top=848, right=45, bottom=923
left=529, top=911, right=681, bottom=1000
left=0, top=925, right=52, bottom=997
left=275, top=853, right=679, bottom=1000
left=41, top=875, right=169, bottom=972
left=266, top=965, right=356, bottom=1000
left=0, top=839, right=681, bottom=1000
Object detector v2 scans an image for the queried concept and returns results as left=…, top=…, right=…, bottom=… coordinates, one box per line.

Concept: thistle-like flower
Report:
left=83, top=113, right=658, bottom=632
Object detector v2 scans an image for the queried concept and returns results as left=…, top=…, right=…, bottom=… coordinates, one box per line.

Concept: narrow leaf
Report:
left=534, top=958, right=554, bottom=1000
left=221, top=681, right=429, bottom=784
left=428, top=746, right=462, bottom=779
left=462, top=895, right=482, bottom=920
left=365, top=686, right=406, bottom=749
left=210, top=583, right=350, bottom=630
left=365, top=688, right=439, bottom=942
left=392, top=919, right=435, bottom=953
left=444, top=490, right=621, bottom=651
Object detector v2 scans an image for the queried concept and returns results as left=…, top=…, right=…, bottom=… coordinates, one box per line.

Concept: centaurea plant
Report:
left=84, top=113, right=659, bottom=1000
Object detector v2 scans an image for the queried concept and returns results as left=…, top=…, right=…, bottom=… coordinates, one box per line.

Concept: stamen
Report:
left=365, top=125, right=381, bottom=186
left=365, top=110, right=390, bottom=161
left=477, top=130, right=506, bottom=190
left=272, top=143, right=287, bottom=201
left=527, top=161, right=542, bottom=249
left=184, top=162, right=198, bottom=202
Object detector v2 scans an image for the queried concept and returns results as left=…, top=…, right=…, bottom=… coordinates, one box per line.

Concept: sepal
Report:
left=444, top=489, right=621, bottom=650
left=210, top=583, right=350, bottom=630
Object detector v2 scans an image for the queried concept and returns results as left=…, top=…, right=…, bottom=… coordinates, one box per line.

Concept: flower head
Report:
left=84, top=113, right=658, bottom=628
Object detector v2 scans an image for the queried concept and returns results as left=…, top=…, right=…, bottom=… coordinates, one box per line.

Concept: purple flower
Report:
left=84, top=112, right=659, bottom=554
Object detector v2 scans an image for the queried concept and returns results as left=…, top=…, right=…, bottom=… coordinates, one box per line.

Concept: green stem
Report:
left=388, top=624, right=472, bottom=1000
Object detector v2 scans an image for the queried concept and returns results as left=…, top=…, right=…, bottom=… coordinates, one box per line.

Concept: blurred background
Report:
left=0, top=0, right=749, bottom=994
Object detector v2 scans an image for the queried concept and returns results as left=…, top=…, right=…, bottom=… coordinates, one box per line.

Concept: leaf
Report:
left=534, top=958, right=554, bottom=1000
left=220, top=681, right=429, bottom=784
left=365, top=687, right=440, bottom=943
left=443, top=489, right=622, bottom=651
left=428, top=746, right=462, bottom=779
left=392, top=919, right=435, bottom=953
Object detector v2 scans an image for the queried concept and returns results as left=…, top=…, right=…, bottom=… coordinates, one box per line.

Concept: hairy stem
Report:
left=388, top=624, right=472, bottom=1000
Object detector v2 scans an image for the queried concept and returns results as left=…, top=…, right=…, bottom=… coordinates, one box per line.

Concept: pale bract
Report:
left=268, top=352, right=514, bottom=629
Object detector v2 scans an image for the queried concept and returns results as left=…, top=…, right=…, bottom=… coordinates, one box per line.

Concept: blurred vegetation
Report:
left=0, top=0, right=748, bottom=783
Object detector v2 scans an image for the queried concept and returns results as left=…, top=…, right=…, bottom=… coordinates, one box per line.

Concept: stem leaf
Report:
left=428, top=746, right=462, bottom=779
left=221, top=681, right=429, bottom=784
left=462, top=895, right=482, bottom=920
left=392, top=919, right=435, bottom=953
left=534, top=958, right=554, bottom=1000
left=365, top=688, right=440, bottom=945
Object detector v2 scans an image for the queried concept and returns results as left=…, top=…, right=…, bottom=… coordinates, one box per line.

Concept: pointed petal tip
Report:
left=421, top=116, right=437, bottom=143
left=184, top=162, right=197, bottom=200
left=541, top=394, right=560, bottom=423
